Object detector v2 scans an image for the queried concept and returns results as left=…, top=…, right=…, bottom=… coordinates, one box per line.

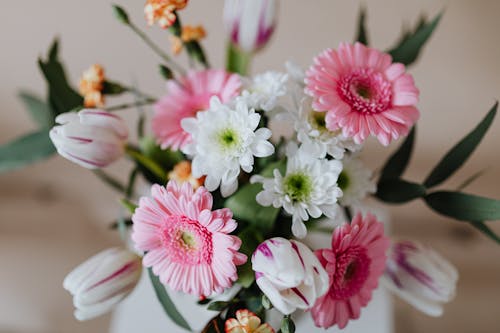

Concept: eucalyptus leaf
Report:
left=424, top=102, right=497, bottom=188
left=0, top=130, right=55, bottom=173
left=38, top=39, right=83, bottom=115
left=388, top=12, right=442, bottom=66
left=424, top=191, right=500, bottom=222
left=148, top=268, right=192, bottom=332
left=380, top=126, right=416, bottom=180
left=355, top=7, right=369, bottom=45
left=207, top=301, right=229, bottom=311
left=18, top=91, right=54, bottom=128
left=375, top=178, right=426, bottom=203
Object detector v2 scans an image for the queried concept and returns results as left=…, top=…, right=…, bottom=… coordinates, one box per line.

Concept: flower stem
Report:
left=92, top=169, right=127, bottom=193
left=127, top=21, right=187, bottom=76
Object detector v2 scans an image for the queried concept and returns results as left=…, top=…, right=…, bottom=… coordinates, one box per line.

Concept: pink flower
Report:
left=305, top=42, right=419, bottom=146
left=311, top=213, right=390, bottom=329
left=131, top=181, right=247, bottom=297
left=152, top=69, right=242, bottom=150
left=49, top=109, right=128, bottom=169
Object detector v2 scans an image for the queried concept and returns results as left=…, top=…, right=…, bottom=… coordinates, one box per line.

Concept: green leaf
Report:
left=388, top=12, right=442, bottom=66
left=125, top=146, right=167, bottom=184
left=0, top=130, right=55, bottom=173
left=226, top=43, right=252, bottom=76
left=375, top=178, right=426, bottom=203
left=112, top=4, right=130, bottom=24
left=159, top=64, right=174, bottom=80
left=201, top=315, right=225, bottom=333
left=120, top=198, right=138, bottom=214
left=355, top=7, right=369, bottom=45
left=236, top=227, right=263, bottom=288
left=147, top=268, right=192, bottom=332
left=424, top=102, right=497, bottom=188
left=38, top=39, right=83, bottom=115
left=380, top=126, right=416, bottom=180
left=18, top=91, right=54, bottom=129
left=262, top=295, right=272, bottom=310
left=471, top=221, right=500, bottom=244
left=281, top=315, right=296, bottom=333
left=424, top=191, right=500, bottom=222
left=207, top=301, right=229, bottom=311
left=102, top=81, right=127, bottom=95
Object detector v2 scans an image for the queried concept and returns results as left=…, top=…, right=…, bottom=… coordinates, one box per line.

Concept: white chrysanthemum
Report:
left=239, top=71, right=288, bottom=112
left=182, top=96, right=275, bottom=197
left=338, top=154, right=376, bottom=207
left=251, top=146, right=343, bottom=238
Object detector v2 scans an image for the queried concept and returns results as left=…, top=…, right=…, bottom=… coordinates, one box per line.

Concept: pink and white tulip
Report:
left=49, top=109, right=129, bottom=169
left=382, top=240, right=458, bottom=317
left=251, top=237, right=329, bottom=315
left=63, top=247, right=142, bottom=321
left=224, top=0, right=277, bottom=53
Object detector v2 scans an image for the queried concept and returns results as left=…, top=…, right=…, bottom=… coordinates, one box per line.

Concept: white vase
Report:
left=110, top=204, right=393, bottom=333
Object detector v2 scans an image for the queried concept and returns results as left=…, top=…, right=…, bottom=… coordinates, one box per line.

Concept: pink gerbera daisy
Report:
left=311, top=213, right=390, bottom=329
left=305, top=42, right=419, bottom=145
left=131, top=181, right=247, bottom=296
left=152, top=69, right=242, bottom=150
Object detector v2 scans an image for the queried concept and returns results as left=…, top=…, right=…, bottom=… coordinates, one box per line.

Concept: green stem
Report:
left=125, top=168, right=139, bottom=199
left=226, top=43, right=252, bottom=76
left=128, top=21, right=186, bottom=76
left=105, top=98, right=156, bottom=111
left=92, top=170, right=126, bottom=193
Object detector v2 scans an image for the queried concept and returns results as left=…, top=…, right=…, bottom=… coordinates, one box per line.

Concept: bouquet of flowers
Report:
left=2, top=1, right=499, bottom=332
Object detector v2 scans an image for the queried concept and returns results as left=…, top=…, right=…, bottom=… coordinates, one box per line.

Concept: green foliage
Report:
left=281, top=315, right=296, bottom=333
left=148, top=268, right=192, bottom=331
left=102, top=81, right=127, bottom=95
left=355, top=7, right=369, bottom=45
left=388, top=12, right=443, bottom=66
left=380, top=126, right=416, bottom=180
left=226, top=43, right=252, bottom=76
left=18, top=91, right=54, bottom=128
left=38, top=39, right=83, bottom=115
left=424, top=103, right=497, bottom=187
left=207, top=301, right=230, bottom=311
left=0, top=130, right=55, bottom=173
left=112, top=4, right=130, bottom=24
left=159, top=64, right=174, bottom=80
left=236, top=227, right=263, bottom=288
left=376, top=178, right=426, bottom=203
left=200, top=315, right=225, bottom=333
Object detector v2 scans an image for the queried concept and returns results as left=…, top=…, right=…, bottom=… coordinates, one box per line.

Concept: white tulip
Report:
left=63, top=247, right=142, bottom=321
left=382, top=240, right=458, bottom=317
left=251, top=237, right=329, bottom=315
left=49, top=109, right=128, bottom=169
left=224, top=0, right=278, bottom=53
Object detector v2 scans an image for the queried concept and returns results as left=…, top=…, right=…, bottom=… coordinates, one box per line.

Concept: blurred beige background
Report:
left=1, top=1, right=499, bottom=332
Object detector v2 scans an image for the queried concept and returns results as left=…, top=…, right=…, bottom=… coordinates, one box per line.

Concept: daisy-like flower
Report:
left=311, top=213, right=390, bottom=329
left=144, top=0, right=188, bottom=29
left=79, top=64, right=105, bottom=108
left=168, top=160, right=205, bottom=189
left=251, top=146, right=343, bottom=238
left=305, top=42, right=420, bottom=146
left=182, top=96, right=275, bottom=197
left=240, top=71, right=288, bottom=112
left=337, top=154, right=376, bottom=207
left=225, top=309, right=275, bottom=333
left=152, top=69, right=241, bottom=150
left=131, top=181, right=247, bottom=297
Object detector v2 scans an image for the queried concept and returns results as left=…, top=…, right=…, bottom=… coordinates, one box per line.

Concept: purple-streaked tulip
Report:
left=251, top=237, right=329, bottom=315
left=382, top=240, right=458, bottom=317
left=223, top=0, right=278, bottom=53
left=49, top=109, right=128, bottom=169
left=63, top=247, right=142, bottom=321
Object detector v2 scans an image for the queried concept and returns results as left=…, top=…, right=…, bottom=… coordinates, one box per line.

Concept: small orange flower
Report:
left=225, top=309, right=275, bottom=333
left=79, top=64, right=106, bottom=108
left=170, top=25, right=206, bottom=55
left=144, top=0, right=189, bottom=29
left=168, top=160, right=205, bottom=189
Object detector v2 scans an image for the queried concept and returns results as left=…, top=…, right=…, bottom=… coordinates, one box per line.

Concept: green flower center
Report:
left=309, top=111, right=328, bottom=132
left=217, top=128, right=240, bottom=150
left=180, top=231, right=196, bottom=248
left=284, top=172, right=313, bottom=202
left=337, top=171, right=350, bottom=191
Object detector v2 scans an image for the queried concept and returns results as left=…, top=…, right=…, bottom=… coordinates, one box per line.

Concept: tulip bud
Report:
left=49, top=109, right=129, bottom=169
left=251, top=237, right=329, bottom=315
left=63, top=247, right=142, bottom=321
left=382, top=240, right=458, bottom=317
left=223, top=0, right=278, bottom=53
